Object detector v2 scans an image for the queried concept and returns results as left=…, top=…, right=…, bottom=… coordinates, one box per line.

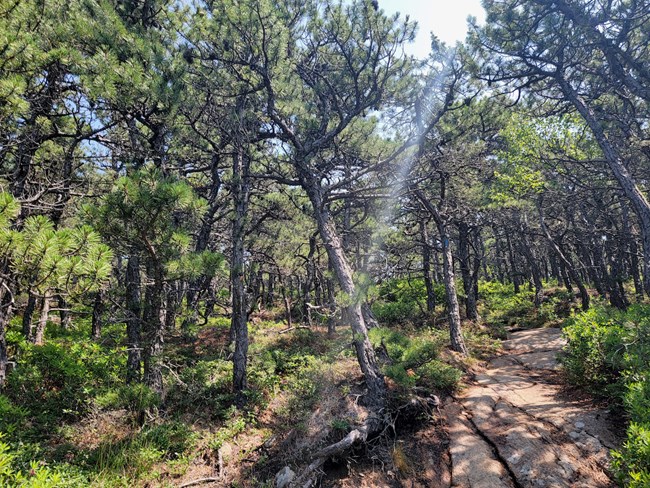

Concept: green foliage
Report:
left=0, top=433, right=63, bottom=487
left=612, top=422, right=650, bottom=488
left=561, top=305, right=650, bottom=485
left=87, top=421, right=195, bottom=481
left=0, top=193, right=113, bottom=299
left=4, top=341, right=123, bottom=430
left=480, top=280, right=533, bottom=327
left=0, top=396, right=27, bottom=434
left=88, top=167, right=222, bottom=285
left=372, top=278, right=444, bottom=325
left=95, top=384, right=160, bottom=418
left=165, top=359, right=234, bottom=420
left=207, top=416, right=247, bottom=451
left=369, top=327, right=460, bottom=392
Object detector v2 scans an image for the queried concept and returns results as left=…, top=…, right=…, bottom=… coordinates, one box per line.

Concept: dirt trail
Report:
left=443, top=328, right=621, bottom=488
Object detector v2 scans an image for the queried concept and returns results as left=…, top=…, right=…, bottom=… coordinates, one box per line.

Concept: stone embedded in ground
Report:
left=447, top=328, right=619, bottom=488
left=443, top=403, right=514, bottom=488
left=275, top=466, right=296, bottom=488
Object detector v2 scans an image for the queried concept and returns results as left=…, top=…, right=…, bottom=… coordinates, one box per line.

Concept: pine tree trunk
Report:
left=142, top=259, right=164, bottom=396
left=439, top=224, right=468, bottom=355
left=91, top=291, right=104, bottom=340
left=231, top=145, right=251, bottom=407
left=420, top=220, right=436, bottom=313
left=415, top=191, right=468, bottom=355
left=458, top=222, right=479, bottom=321
left=505, top=231, right=521, bottom=294
left=0, top=288, right=13, bottom=388
left=125, top=256, right=142, bottom=384
left=538, top=205, right=589, bottom=310
left=57, top=294, right=72, bottom=329
left=32, top=295, right=50, bottom=345
left=22, top=291, right=36, bottom=340
left=301, top=171, right=385, bottom=411
left=164, top=283, right=177, bottom=332
left=559, top=77, right=650, bottom=297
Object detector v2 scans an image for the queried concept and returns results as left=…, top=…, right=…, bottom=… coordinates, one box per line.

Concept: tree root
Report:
left=285, top=394, right=439, bottom=487
left=290, top=423, right=370, bottom=487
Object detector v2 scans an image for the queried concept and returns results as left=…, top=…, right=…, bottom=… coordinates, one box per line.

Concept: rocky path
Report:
left=443, top=328, right=621, bottom=488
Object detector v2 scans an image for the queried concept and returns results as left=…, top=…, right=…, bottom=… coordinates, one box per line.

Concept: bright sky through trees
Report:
left=379, top=0, right=486, bottom=56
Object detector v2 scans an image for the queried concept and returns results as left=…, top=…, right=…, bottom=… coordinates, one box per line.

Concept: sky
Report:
left=378, top=0, right=486, bottom=58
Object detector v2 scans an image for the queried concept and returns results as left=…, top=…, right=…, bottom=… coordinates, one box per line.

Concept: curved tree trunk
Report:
left=301, top=170, right=386, bottom=412
left=559, top=77, right=650, bottom=297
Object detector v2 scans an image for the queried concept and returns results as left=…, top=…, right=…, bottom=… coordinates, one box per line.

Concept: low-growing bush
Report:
left=165, top=359, right=234, bottom=419
left=0, top=433, right=64, bottom=487
left=5, top=341, right=123, bottom=429
left=96, top=384, right=161, bottom=418
left=561, top=304, right=650, bottom=486
left=371, top=278, right=444, bottom=325
left=369, top=327, right=461, bottom=392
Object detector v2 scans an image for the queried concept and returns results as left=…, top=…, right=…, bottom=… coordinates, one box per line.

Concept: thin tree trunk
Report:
left=164, top=283, right=177, bottom=332
left=439, top=224, right=468, bottom=355
left=142, top=260, right=164, bottom=396
left=125, top=256, right=142, bottom=384
left=458, top=222, right=479, bottom=321
left=57, top=294, right=72, bottom=329
left=231, top=144, right=251, bottom=407
left=505, top=231, right=520, bottom=294
left=32, top=295, right=50, bottom=345
left=415, top=190, right=468, bottom=355
left=91, top=291, right=104, bottom=340
left=623, top=204, right=644, bottom=301
left=420, top=220, right=436, bottom=313
left=0, top=286, right=13, bottom=388
left=22, top=291, right=36, bottom=340
left=538, top=207, right=589, bottom=310
left=517, top=214, right=544, bottom=307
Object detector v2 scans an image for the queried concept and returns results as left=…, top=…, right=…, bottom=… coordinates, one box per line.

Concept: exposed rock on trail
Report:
left=444, top=327, right=621, bottom=488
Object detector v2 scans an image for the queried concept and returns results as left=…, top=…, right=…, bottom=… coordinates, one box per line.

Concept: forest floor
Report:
left=312, top=326, right=623, bottom=488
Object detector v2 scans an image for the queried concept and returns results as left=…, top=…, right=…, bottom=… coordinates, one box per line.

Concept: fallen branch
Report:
left=179, top=477, right=220, bottom=488
left=278, top=325, right=311, bottom=334
left=290, top=425, right=368, bottom=487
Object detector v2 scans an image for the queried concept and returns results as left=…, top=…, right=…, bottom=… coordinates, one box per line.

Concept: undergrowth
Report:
left=560, top=304, right=650, bottom=487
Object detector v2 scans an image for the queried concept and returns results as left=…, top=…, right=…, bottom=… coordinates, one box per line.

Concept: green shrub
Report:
left=96, top=384, right=160, bottom=415
left=560, top=305, right=650, bottom=395
left=417, top=360, right=463, bottom=391
left=561, top=304, right=650, bottom=485
left=369, top=327, right=460, bottom=392
left=479, top=280, right=535, bottom=327
left=612, top=422, right=650, bottom=488
left=0, top=433, right=63, bottom=487
left=0, top=397, right=27, bottom=433
left=139, top=422, right=196, bottom=459
left=371, top=278, right=444, bottom=325
left=373, top=300, right=419, bottom=325
left=165, top=359, right=234, bottom=419
left=6, top=344, right=95, bottom=424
